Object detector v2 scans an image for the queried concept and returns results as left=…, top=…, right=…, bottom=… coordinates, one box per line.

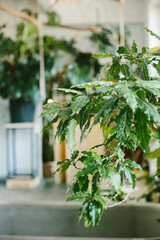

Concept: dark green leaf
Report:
left=76, top=165, right=97, bottom=177
left=93, top=97, right=118, bottom=126
left=117, top=46, right=130, bottom=54
left=141, top=61, right=149, bottom=80
left=71, top=95, right=90, bottom=114
left=124, top=160, right=142, bottom=170
left=135, top=109, right=151, bottom=153
left=94, top=193, right=107, bottom=209
left=67, top=192, right=91, bottom=201
left=116, top=106, right=133, bottom=145
left=132, top=40, right=138, bottom=53
left=92, top=172, right=100, bottom=194
left=121, top=64, right=130, bottom=77
left=121, top=85, right=137, bottom=112
left=59, top=107, right=72, bottom=121
left=54, top=87, right=82, bottom=94
left=88, top=200, right=103, bottom=228
left=137, top=98, right=160, bottom=124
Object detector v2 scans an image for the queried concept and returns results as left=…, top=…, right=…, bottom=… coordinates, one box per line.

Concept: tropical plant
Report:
left=42, top=29, right=160, bottom=228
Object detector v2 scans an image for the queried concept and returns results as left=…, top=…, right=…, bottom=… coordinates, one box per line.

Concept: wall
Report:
left=0, top=0, right=150, bottom=179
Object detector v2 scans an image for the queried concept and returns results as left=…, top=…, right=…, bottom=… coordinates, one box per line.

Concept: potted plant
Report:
left=42, top=28, right=160, bottom=228
left=0, top=23, right=40, bottom=122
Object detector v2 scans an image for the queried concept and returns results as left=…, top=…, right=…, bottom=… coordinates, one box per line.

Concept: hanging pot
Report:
left=9, top=99, right=35, bottom=123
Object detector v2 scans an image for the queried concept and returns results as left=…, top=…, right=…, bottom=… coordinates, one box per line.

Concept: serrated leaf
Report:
left=124, top=166, right=136, bottom=188
left=116, top=106, right=133, bottom=145
left=94, top=193, right=107, bottom=209
left=41, top=102, right=61, bottom=116
left=121, top=64, right=130, bottom=77
left=88, top=200, right=103, bottom=228
left=92, top=152, right=102, bottom=165
left=135, top=79, right=160, bottom=89
left=54, top=87, right=82, bottom=95
left=71, top=95, right=90, bottom=114
left=144, top=28, right=160, bottom=41
left=124, top=160, right=142, bottom=170
left=72, top=81, right=115, bottom=93
left=108, top=167, right=121, bottom=192
left=98, top=63, right=110, bottom=81
left=135, top=109, right=151, bottom=153
left=76, top=165, right=97, bottom=177
left=121, top=85, right=137, bottom=112
left=132, top=40, right=138, bottom=53
left=153, top=61, right=160, bottom=75
left=59, top=107, right=72, bottom=121
left=93, top=97, right=118, bottom=126
left=141, top=61, right=149, bottom=80
left=66, top=119, right=77, bottom=152
left=66, top=192, right=91, bottom=201
left=137, top=98, right=160, bottom=124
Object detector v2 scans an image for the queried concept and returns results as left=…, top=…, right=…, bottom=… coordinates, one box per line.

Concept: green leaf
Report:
left=153, top=61, right=160, bottom=75
left=92, top=152, right=102, bottom=165
left=98, top=63, right=110, bottom=81
left=71, top=150, right=79, bottom=160
left=117, top=46, right=130, bottom=54
left=141, top=61, right=149, bottom=80
left=66, top=119, right=77, bottom=152
left=124, top=160, right=142, bottom=170
left=54, top=87, right=82, bottom=95
left=135, top=79, right=160, bottom=89
left=59, top=107, right=72, bottom=121
left=124, top=166, right=136, bottom=188
left=93, top=97, right=118, bottom=126
left=135, top=109, right=151, bottom=153
left=108, top=167, right=121, bottom=192
left=116, top=106, right=133, bottom=145
left=92, top=52, right=113, bottom=58
left=132, top=40, right=138, bottom=53
left=94, top=193, right=107, bottom=209
left=121, top=85, right=137, bottom=112
left=137, top=98, right=160, bottom=124
left=67, top=192, right=91, bottom=201
left=147, top=148, right=160, bottom=159
left=76, top=165, right=97, bottom=177
left=71, top=95, right=90, bottom=114
left=92, top=172, right=100, bottom=194
left=88, top=200, right=103, bottom=228
left=61, top=160, right=71, bottom=174
left=121, top=64, right=130, bottom=77
left=144, top=28, right=160, bottom=41
left=41, top=102, right=61, bottom=116
left=72, top=81, right=115, bottom=93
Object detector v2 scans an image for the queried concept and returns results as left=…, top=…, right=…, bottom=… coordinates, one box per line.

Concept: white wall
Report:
left=0, top=0, right=150, bottom=179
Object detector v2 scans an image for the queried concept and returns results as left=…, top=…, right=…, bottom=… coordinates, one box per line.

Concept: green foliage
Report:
left=42, top=29, right=160, bottom=228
